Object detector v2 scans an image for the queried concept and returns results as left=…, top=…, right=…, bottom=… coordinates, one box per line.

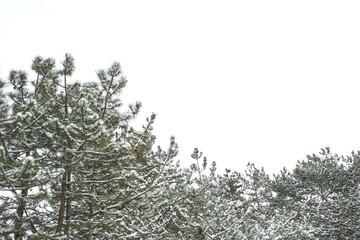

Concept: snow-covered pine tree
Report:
left=180, top=149, right=315, bottom=240
left=271, top=147, right=360, bottom=239
left=0, top=54, right=192, bottom=239
left=0, top=65, right=59, bottom=238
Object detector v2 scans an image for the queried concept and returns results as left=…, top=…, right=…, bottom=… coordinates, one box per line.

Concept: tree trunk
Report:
left=64, top=169, right=71, bottom=237
left=14, top=188, right=28, bottom=239
left=14, top=151, right=30, bottom=239
left=56, top=167, right=69, bottom=234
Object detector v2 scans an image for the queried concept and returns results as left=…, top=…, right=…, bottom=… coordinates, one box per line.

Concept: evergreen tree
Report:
left=272, top=147, right=360, bottom=239
left=180, top=150, right=315, bottom=239
left=0, top=54, right=192, bottom=239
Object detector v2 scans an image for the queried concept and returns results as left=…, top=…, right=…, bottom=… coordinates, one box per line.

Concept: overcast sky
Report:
left=1, top=0, right=360, bottom=174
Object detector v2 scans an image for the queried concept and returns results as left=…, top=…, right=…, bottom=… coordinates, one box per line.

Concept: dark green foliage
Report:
left=272, top=147, right=360, bottom=239
left=0, top=54, right=194, bottom=239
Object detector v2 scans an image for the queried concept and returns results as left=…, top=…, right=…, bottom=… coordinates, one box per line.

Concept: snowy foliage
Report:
left=0, top=55, right=357, bottom=239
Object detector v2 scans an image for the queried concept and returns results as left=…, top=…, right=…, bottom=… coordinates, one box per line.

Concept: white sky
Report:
left=1, top=0, right=360, bottom=174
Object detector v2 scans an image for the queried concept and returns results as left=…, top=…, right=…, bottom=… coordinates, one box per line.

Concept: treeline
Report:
left=0, top=55, right=359, bottom=239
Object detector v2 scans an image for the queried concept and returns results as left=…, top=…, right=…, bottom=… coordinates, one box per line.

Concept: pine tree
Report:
left=271, top=147, right=360, bottom=239
left=0, top=54, right=193, bottom=239
left=181, top=150, right=315, bottom=240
